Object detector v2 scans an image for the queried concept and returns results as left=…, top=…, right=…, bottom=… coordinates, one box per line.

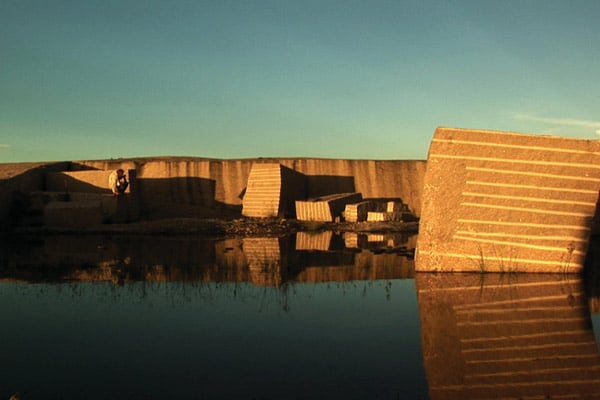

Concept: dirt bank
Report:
left=11, top=217, right=419, bottom=238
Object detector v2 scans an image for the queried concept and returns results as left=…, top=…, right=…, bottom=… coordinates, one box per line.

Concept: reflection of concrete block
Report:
left=416, top=127, right=600, bottom=273
left=344, top=232, right=358, bottom=248
left=242, top=237, right=282, bottom=286
left=367, top=234, right=385, bottom=243
left=44, top=201, right=104, bottom=227
left=416, top=274, right=600, bottom=398
left=295, top=231, right=332, bottom=251
left=296, top=193, right=362, bottom=222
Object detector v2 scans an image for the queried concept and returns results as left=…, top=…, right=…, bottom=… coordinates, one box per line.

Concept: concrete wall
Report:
left=72, top=158, right=426, bottom=219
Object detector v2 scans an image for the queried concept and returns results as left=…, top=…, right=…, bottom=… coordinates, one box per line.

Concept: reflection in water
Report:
left=5, top=233, right=600, bottom=399
left=416, top=273, right=600, bottom=399
left=0, top=232, right=416, bottom=286
left=0, top=232, right=427, bottom=399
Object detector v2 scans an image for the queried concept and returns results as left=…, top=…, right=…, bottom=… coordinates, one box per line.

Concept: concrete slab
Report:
left=416, top=127, right=600, bottom=273
left=296, top=193, right=362, bottom=222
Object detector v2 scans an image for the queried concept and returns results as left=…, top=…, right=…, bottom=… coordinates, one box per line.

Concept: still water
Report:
left=1, top=232, right=600, bottom=399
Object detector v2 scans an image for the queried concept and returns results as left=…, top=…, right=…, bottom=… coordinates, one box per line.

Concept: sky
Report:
left=1, top=0, right=599, bottom=162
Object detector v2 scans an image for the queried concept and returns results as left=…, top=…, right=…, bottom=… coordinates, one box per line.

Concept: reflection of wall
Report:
left=242, top=237, right=282, bottom=286
left=416, top=273, right=600, bottom=399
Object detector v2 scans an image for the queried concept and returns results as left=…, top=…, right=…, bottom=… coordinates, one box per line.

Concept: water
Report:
left=2, top=233, right=600, bottom=399
left=0, top=233, right=427, bottom=400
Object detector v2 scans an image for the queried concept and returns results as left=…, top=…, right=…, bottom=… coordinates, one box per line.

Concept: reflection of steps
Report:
left=417, top=274, right=600, bottom=399
left=242, top=237, right=282, bottom=286
left=295, top=231, right=333, bottom=251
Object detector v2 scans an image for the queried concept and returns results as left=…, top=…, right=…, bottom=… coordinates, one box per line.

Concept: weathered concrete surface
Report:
left=2, top=157, right=425, bottom=224
left=416, top=273, right=600, bottom=399
left=241, top=163, right=306, bottom=218
left=416, top=127, right=600, bottom=273
left=295, top=192, right=362, bottom=222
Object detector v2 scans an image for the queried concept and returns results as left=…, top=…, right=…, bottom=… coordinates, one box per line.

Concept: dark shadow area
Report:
left=0, top=162, right=71, bottom=233
left=135, top=176, right=241, bottom=219
left=305, top=174, right=355, bottom=198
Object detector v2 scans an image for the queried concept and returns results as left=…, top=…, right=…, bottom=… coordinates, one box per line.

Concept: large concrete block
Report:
left=416, top=127, right=600, bottom=273
left=242, top=163, right=306, bottom=218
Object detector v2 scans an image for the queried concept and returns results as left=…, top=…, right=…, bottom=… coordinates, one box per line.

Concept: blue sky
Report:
left=1, top=0, right=599, bottom=162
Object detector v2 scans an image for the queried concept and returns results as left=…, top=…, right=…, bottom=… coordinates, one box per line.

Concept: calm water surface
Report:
left=2, top=233, right=600, bottom=399
left=0, top=233, right=426, bottom=400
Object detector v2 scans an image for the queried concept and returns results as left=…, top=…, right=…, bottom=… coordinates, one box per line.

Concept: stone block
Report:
left=416, top=127, right=600, bottom=273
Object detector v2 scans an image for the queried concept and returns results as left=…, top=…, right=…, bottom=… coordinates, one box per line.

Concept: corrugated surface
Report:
left=417, top=273, right=600, bottom=399
left=295, top=231, right=333, bottom=251
left=416, top=127, right=600, bottom=273
left=296, top=193, right=362, bottom=222
left=241, top=163, right=282, bottom=217
left=242, top=237, right=282, bottom=286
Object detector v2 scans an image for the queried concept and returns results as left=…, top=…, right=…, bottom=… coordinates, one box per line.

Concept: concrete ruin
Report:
left=416, top=127, right=600, bottom=273
left=241, top=163, right=306, bottom=218
left=1, top=157, right=425, bottom=231
left=295, top=192, right=362, bottom=222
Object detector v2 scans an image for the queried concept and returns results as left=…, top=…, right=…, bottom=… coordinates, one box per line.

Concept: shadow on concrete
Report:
left=135, top=177, right=241, bottom=219
left=305, top=175, right=355, bottom=198
left=0, top=162, right=71, bottom=230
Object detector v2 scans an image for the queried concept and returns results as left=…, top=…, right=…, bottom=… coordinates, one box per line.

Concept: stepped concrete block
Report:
left=242, top=163, right=306, bottom=218
left=416, top=127, right=600, bottom=273
left=44, top=201, right=104, bottom=227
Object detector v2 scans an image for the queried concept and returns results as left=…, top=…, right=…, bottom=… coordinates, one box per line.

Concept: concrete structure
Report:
left=241, top=163, right=306, bottom=218
left=417, top=273, right=600, bottom=399
left=416, top=127, right=600, bottom=273
left=0, top=157, right=425, bottom=229
left=295, top=192, right=362, bottom=222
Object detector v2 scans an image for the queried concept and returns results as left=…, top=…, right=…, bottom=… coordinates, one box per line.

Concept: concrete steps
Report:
left=16, top=168, right=139, bottom=228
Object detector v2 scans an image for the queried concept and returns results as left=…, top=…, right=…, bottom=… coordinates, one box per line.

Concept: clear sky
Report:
left=1, top=0, right=599, bottom=162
